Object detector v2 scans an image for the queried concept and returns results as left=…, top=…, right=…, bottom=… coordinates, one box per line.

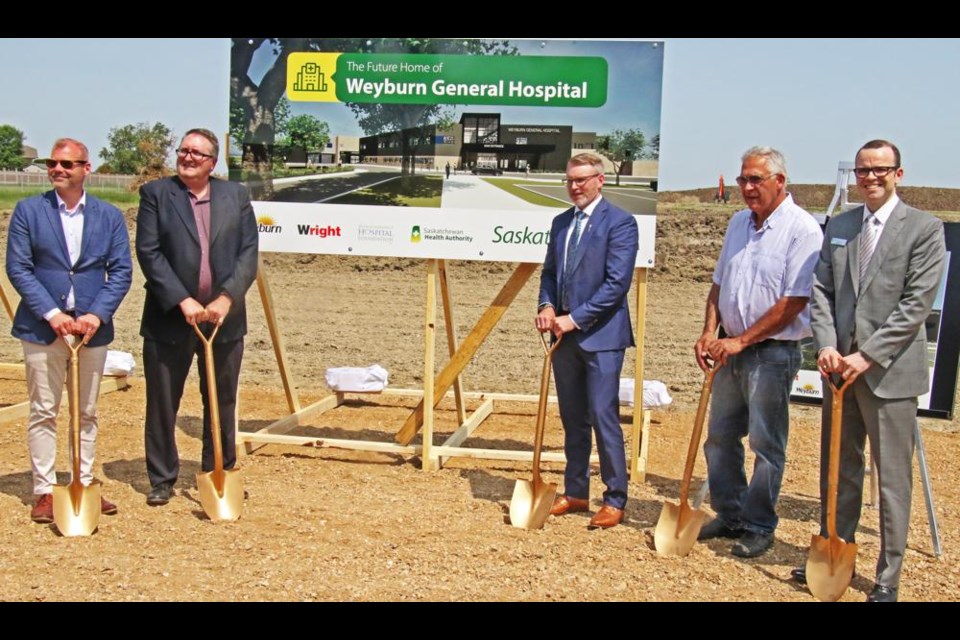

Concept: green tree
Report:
left=99, top=122, right=175, bottom=176
left=597, top=129, right=646, bottom=186
left=649, top=134, right=660, bottom=160
left=0, top=124, right=27, bottom=171
left=231, top=96, right=290, bottom=154
left=278, top=114, right=330, bottom=165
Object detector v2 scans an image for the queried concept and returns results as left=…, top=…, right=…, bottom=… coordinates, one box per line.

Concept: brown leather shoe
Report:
left=100, top=497, right=118, bottom=515
left=550, top=495, right=590, bottom=516
left=30, top=494, right=54, bottom=524
left=589, top=505, right=624, bottom=528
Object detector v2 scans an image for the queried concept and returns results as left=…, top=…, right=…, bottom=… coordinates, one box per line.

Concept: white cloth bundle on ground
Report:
left=325, top=364, right=389, bottom=392
left=103, top=350, right=135, bottom=376
left=618, top=378, right=672, bottom=408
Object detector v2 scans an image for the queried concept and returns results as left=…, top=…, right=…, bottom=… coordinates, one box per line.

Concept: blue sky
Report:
left=2, top=37, right=958, bottom=191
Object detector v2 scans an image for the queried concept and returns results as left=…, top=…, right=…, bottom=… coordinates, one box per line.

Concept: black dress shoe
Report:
left=731, top=531, right=774, bottom=558
left=791, top=566, right=807, bottom=585
left=867, top=584, right=898, bottom=602
left=697, top=518, right=745, bottom=541
left=147, top=482, right=173, bottom=506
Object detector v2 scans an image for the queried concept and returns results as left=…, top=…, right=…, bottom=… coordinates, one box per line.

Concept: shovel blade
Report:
left=654, top=501, right=705, bottom=557
left=806, top=533, right=858, bottom=602
left=509, top=478, right=557, bottom=530
left=52, top=480, right=101, bottom=537
left=196, top=468, right=244, bottom=522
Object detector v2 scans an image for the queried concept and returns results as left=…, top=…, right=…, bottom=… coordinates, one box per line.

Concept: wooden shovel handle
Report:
left=678, top=362, right=720, bottom=506
left=823, top=371, right=858, bottom=540
left=193, top=322, right=225, bottom=484
left=61, top=335, right=85, bottom=490
left=532, top=332, right=561, bottom=484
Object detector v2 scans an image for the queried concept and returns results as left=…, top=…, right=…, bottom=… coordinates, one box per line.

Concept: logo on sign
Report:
left=257, top=216, right=282, bottom=233
left=297, top=224, right=342, bottom=238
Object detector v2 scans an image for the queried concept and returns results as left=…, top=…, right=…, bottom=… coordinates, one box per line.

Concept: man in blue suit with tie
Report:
left=6, top=138, right=132, bottom=524
left=536, top=152, right=639, bottom=529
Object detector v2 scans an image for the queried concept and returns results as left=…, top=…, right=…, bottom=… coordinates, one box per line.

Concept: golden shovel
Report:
left=509, top=332, right=561, bottom=530
left=193, top=322, right=243, bottom=522
left=52, top=334, right=101, bottom=537
left=654, top=363, right=719, bottom=556
left=806, top=374, right=858, bottom=602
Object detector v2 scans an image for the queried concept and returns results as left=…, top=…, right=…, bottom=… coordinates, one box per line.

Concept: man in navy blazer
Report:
left=536, top=152, right=639, bottom=529
left=6, top=138, right=132, bottom=523
left=136, top=128, right=258, bottom=506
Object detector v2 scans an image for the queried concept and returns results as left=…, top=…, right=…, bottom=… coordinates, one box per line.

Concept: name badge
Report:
left=831, top=237, right=848, bottom=247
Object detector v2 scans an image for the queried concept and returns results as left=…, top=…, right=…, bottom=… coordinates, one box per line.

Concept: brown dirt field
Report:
left=0, top=192, right=958, bottom=602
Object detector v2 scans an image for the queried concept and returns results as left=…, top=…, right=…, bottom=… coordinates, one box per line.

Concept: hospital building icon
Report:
left=293, top=62, right=328, bottom=92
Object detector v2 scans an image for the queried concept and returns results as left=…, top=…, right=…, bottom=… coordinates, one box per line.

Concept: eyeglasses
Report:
left=565, top=173, right=601, bottom=187
left=176, top=148, right=215, bottom=161
left=735, top=174, right=779, bottom=187
left=45, top=159, right=88, bottom=170
left=853, top=166, right=898, bottom=179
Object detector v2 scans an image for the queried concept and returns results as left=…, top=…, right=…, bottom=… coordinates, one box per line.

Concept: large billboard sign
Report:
left=230, top=38, right=664, bottom=266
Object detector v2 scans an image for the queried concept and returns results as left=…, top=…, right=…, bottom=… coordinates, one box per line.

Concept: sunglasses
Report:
left=735, top=174, right=778, bottom=187
left=45, top=159, right=88, bottom=170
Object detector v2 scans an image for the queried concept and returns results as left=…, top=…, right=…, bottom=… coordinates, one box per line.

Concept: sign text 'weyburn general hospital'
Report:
left=287, top=52, right=608, bottom=107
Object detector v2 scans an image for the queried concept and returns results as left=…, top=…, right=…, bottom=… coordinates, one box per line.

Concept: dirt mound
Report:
left=660, top=184, right=960, bottom=213
left=651, top=211, right=728, bottom=283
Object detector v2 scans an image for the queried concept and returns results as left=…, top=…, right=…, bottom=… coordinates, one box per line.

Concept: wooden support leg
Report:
left=257, top=256, right=301, bottom=414
left=437, top=259, right=467, bottom=425
left=629, top=268, right=648, bottom=483
left=422, top=260, right=439, bottom=471
left=396, top=262, right=537, bottom=445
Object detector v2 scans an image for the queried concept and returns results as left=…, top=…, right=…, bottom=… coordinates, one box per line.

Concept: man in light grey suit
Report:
left=804, top=140, right=946, bottom=602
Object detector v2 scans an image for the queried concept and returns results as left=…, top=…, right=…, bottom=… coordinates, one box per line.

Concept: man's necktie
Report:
left=561, top=210, right=586, bottom=310
left=859, top=213, right=879, bottom=285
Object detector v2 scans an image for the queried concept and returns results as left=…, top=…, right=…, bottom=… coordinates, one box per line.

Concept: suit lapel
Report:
left=208, top=179, right=227, bottom=247
left=42, top=192, right=72, bottom=266
left=861, top=200, right=906, bottom=296
left=846, top=207, right=863, bottom=299
left=170, top=178, right=201, bottom=246
left=554, top=208, right=574, bottom=286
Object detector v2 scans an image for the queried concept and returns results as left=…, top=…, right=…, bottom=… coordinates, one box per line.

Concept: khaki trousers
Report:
left=22, top=339, right=107, bottom=495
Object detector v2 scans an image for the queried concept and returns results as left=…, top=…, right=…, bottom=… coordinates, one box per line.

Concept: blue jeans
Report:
left=703, top=340, right=801, bottom=535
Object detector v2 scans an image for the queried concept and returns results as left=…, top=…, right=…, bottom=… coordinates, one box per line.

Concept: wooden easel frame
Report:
left=239, top=256, right=652, bottom=481
left=0, top=273, right=129, bottom=426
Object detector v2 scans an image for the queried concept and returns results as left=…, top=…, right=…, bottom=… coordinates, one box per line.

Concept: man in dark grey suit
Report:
left=804, top=139, right=946, bottom=602
left=136, top=128, right=259, bottom=506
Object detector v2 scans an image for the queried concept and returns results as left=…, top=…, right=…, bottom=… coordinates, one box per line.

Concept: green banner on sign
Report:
left=325, top=53, right=607, bottom=107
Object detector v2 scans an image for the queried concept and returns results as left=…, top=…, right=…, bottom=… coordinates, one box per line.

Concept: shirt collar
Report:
left=55, top=190, right=87, bottom=215
left=864, top=193, right=899, bottom=225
